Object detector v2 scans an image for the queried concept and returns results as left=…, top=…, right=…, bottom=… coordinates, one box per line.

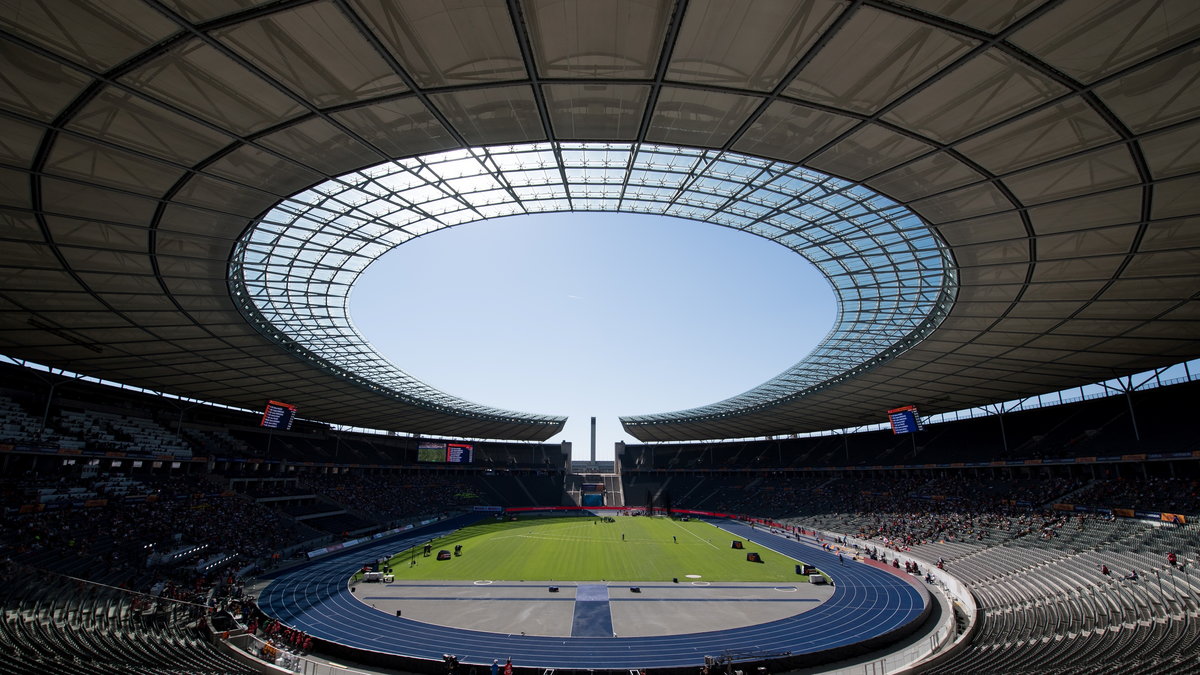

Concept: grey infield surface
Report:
left=352, top=579, right=834, bottom=637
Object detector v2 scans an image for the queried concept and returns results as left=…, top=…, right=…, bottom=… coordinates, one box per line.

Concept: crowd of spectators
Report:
left=748, top=475, right=832, bottom=516
left=701, top=473, right=1064, bottom=519
left=847, top=502, right=1078, bottom=549
left=0, top=469, right=317, bottom=595
left=824, top=476, right=1088, bottom=548
left=237, top=481, right=313, bottom=499
left=299, top=471, right=480, bottom=522
left=1068, top=477, right=1200, bottom=515
left=0, top=465, right=526, bottom=600
left=6, top=458, right=1197, bottom=609
left=679, top=472, right=1198, bottom=551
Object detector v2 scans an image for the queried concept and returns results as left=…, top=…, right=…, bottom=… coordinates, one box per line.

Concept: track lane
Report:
left=258, top=516, right=927, bottom=669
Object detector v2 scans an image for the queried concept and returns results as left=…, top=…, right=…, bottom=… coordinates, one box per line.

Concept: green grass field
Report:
left=369, top=515, right=809, bottom=583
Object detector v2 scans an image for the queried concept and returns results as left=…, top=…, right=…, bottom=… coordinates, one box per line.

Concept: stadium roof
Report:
left=0, top=0, right=1197, bottom=443
left=234, top=142, right=953, bottom=435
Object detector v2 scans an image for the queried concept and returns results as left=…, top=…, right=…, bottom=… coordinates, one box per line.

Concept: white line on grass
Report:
left=671, top=519, right=720, bottom=550
left=490, top=531, right=613, bottom=545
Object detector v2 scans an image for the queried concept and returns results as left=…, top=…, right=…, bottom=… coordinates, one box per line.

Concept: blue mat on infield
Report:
left=571, top=584, right=613, bottom=637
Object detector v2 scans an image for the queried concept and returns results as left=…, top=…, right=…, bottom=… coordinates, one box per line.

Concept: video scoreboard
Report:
left=260, top=400, right=297, bottom=430
left=446, top=443, right=473, bottom=463
left=417, top=441, right=474, bottom=463
left=887, top=405, right=923, bottom=435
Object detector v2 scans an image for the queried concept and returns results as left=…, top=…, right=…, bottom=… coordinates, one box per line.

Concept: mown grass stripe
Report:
left=375, top=515, right=809, bottom=583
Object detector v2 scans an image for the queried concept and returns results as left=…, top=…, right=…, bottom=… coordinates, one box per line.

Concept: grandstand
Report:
left=1, top=1, right=1199, bottom=674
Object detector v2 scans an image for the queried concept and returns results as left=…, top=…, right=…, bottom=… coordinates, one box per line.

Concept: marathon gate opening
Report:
left=581, top=481, right=606, bottom=507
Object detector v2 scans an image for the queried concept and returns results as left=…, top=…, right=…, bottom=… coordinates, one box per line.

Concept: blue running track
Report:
left=258, top=515, right=928, bottom=670
left=571, top=584, right=614, bottom=637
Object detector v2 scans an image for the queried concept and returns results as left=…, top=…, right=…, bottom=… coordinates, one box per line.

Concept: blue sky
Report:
left=351, top=212, right=836, bottom=460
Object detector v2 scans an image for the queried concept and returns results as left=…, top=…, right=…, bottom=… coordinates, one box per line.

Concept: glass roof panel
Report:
left=230, top=142, right=955, bottom=428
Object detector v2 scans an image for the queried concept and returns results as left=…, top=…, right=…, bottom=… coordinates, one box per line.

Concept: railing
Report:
left=801, top=529, right=979, bottom=674
left=229, top=632, right=377, bottom=675
left=854, top=618, right=956, bottom=675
